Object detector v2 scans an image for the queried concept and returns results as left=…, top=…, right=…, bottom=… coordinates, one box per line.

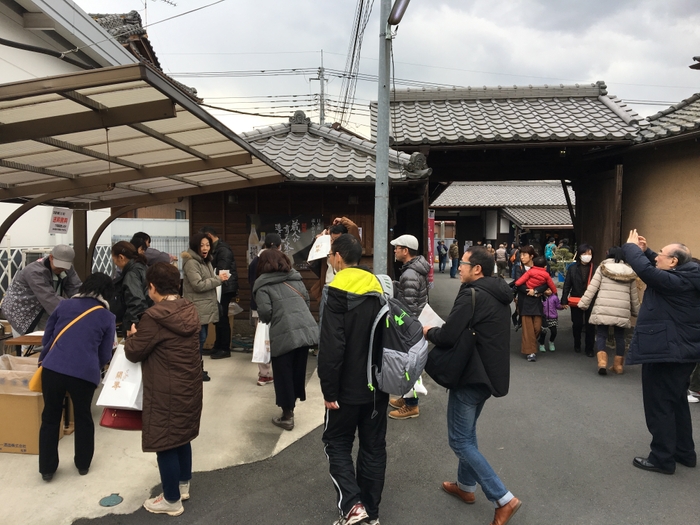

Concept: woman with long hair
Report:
left=125, top=263, right=202, bottom=516
left=577, top=247, right=640, bottom=374
left=38, top=273, right=116, bottom=481
left=253, top=249, right=318, bottom=430
left=562, top=244, right=597, bottom=356
left=181, top=233, right=228, bottom=381
left=111, top=241, right=150, bottom=337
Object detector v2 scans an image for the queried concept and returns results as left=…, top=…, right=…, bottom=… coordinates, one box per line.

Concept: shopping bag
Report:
left=96, top=344, right=143, bottom=411
left=251, top=322, right=270, bottom=364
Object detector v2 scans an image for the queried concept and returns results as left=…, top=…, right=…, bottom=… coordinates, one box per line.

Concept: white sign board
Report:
left=49, top=208, right=73, bottom=234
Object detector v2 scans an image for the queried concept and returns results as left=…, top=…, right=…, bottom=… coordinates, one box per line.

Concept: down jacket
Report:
left=181, top=249, right=220, bottom=325
left=125, top=298, right=202, bottom=452
left=112, top=258, right=150, bottom=333
left=211, top=239, right=238, bottom=296
left=578, top=259, right=640, bottom=328
left=622, top=243, right=700, bottom=365
left=253, top=269, right=318, bottom=358
left=394, top=255, right=430, bottom=316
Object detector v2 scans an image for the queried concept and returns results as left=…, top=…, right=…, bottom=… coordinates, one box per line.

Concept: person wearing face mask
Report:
left=562, top=244, right=596, bottom=356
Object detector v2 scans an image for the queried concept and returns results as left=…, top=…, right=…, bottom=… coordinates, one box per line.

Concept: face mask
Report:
left=580, top=255, right=592, bottom=264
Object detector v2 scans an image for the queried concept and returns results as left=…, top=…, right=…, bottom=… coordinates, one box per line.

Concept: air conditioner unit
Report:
left=21, top=248, right=52, bottom=267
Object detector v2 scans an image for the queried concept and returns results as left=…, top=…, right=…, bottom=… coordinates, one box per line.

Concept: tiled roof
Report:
left=502, top=206, right=573, bottom=228
left=636, top=93, right=700, bottom=143
left=370, top=82, right=644, bottom=146
left=240, top=112, right=431, bottom=182
left=431, top=181, right=575, bottom=207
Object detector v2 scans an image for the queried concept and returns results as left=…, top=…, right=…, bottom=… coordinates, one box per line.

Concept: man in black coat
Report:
left=623, top=229, right=700, bottom=475
left=318, top=234, right=387, bottom=525
left=201, top=227, right=239, bottom=359
left=423, top=246, right=522, bottom=525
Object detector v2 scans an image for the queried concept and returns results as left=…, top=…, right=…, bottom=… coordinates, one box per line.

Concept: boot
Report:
left=201, top=360, right=210, bottom=382
left=609, top=355, right=624, bottom=374
left=597, top=351, right=608, bottom=375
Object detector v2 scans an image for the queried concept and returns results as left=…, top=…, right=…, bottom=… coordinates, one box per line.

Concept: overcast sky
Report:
left=75, top=0, right=700, bottom=137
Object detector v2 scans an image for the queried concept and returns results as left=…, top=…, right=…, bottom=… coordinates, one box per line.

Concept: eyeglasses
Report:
left=459, top=261, right=476, bottom=267
left=657, top=253, right=676, bottom=259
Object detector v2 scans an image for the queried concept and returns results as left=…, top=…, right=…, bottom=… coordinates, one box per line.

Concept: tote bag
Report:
left=96, top=344, right=143, bottom=411
left=251, top=322, right=271, bottom=364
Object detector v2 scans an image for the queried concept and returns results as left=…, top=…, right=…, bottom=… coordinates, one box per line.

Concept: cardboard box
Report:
left=0, top=355, right=63, bottom=455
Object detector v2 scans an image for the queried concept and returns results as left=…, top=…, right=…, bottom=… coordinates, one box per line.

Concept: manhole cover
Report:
left=99, top=493, right=123, bottom=507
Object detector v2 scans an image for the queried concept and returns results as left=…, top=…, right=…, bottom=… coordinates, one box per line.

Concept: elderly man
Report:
left=623, top=230, right=700, bottom=475
left=1, top=245, right=82, bottom=335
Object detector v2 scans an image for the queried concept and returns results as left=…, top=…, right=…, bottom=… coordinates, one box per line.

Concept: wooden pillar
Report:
left=72, top=210, right=88, bottom=280
left=614, top=164, right=623, bottom=247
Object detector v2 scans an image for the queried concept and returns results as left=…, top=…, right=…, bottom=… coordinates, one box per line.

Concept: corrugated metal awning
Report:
left=0, top=63, right=288, bottom=211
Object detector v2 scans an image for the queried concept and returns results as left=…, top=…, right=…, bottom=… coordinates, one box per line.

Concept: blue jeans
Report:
left=199, top=324, right=208, bottom=356
left=450, top=258, right=459, bottom=278
left=156, top=442, right=192, bottom=502
left=447, top=385, right=513, bottom=506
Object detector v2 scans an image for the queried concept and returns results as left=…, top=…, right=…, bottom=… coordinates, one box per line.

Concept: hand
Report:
left=626, top=229, right=639, bottom=246
left=422, top=325, right=433, bottom=337
left=332, top=217, right=343, bottom=225
left=219, top=272, right=230, bottom=282
left=527, top=288, right=535, bottom=296
left=562, top=305, right=569, bottom=309
left=126, top=323, right=137, bottom=337
left=324, top=400, right=339, bottom=410
left=637, top=235, right=647, bottom=252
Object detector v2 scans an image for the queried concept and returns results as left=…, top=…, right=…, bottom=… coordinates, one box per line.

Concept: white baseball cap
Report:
left=390, top=234, right=419, bottom=250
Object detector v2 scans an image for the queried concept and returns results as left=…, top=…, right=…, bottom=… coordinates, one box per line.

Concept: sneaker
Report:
left=143, top=494, right=184, bottom=516
left=202, top=370, right=211, bottom=382
left=366, top=520, right=380, bottom=525
left=333, top=503, right=369, bottom=525
left=526, top=353, right=537, bottom=362
left=689, top=390, right=700, bottom=399
left=538, top=344, right=546, bottom=353
left=179, top=481, right=190, bottom=501
left=257, top=376, right=274, bottom=386
left=388, top=404, right=419, bottom=420
left=689, top=395, right=700, bottom=404
left=389, top=397, right=405, bottom=409
left=549, top=342, right=556, bottom=352
left=210, top=349, right=231, bottom=359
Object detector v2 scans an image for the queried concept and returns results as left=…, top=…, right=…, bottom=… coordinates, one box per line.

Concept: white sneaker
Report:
left=689, top=390, right=700, bottom=399
left=526, top=353, right=537, bottom=362
left=143, top=494, right=184, bottom=516
left=179, top=481, right=190, bottom=501
left=333, top=503, right=369, bottom=525
left=688, top=395, right=699, bottom=404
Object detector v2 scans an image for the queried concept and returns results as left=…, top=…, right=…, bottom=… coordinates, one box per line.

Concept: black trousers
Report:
left=39, top=368, right=96, bottom=475
left=642, top=362, right=697, bottom=471
left=270, top=346, right=309, bottom=410
left=570, top=307, right=594, bottom=353
left=322, top=397, right=389, bottom=520
left=214, top=291, right=236, bottom=350
left=538, top=325, right=558, bottom=344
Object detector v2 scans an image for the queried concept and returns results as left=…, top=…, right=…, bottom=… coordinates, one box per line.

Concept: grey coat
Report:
left=253, top=270, right=319, bottom=357
left=394, top=255, right=430, bottom=316
left=181, top=250, right=220, bottom=325
left=1, top=257, right=81, bottom=334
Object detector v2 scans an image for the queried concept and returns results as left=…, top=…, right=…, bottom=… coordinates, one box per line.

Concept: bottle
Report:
left=248, top=224, right=260, bottom=265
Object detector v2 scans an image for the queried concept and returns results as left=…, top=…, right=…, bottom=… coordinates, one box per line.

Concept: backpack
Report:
left=366, top=275, right=429, bottom=396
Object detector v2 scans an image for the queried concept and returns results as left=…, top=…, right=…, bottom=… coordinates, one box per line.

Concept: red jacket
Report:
left=514, top=266, right=557, bottom=295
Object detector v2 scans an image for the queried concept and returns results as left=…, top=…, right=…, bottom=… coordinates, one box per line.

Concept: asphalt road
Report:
left=77, top=270, right=700, bottom=525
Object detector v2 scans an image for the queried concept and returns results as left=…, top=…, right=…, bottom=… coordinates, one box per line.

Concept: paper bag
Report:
left=251, top=322, right=270, bottom=364
left=307, top=235, right=332, bottom=262
left=97, top=345, right=143, bottom=410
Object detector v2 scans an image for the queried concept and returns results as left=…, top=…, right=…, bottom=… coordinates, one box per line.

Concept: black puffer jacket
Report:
left=318, top=267, right=387, bottom=405
left=623, top=244, right=700, bottom=364
left=394, top=255, right=430, bottom=316
left=211, top=239, right=238, bottom=295
left=426, top=276, right=513, bottom=397
left=112, top=259, right=150, bottom=333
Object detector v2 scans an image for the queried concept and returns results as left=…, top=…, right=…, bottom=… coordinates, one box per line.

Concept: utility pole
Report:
left=312, top=50, right=326, bottom=125
left=374, top=0, right=391, bottom=274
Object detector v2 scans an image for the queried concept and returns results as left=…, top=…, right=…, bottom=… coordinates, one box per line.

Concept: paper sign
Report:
left=418, top=303, right=445, bottom=328
left=49, top=208, right=73, bottom=234
left=307, top=235, right=332, bottom=262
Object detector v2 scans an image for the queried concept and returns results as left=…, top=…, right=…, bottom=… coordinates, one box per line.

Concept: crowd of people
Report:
left=1, top=224, right=698, bottom=524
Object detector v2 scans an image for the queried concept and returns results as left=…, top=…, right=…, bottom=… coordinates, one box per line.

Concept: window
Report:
left=175, top=210, right=186, bottom=220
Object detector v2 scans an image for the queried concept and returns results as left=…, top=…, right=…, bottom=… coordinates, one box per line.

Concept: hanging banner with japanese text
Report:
left=49, top=208, right=73, bottom=234
left=247, top=215, right=325, bottom=270
left=427, top=209, right=435, bottom=287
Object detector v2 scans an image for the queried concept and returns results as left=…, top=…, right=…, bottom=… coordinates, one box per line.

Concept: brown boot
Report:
left=609, top=355, right=624, bottom=374
left=597, top=351, right=608, bottom=375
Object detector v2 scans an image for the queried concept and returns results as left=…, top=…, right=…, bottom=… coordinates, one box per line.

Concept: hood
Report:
left=71, top=293, right=110, bottom=309
left=676, top=260, right=700, bottom=293
left=181, top=249, right=203, bottom=264
left=470, top=276, right=514, bottom=305
left=401, top=255, right=430, bottom=276
left=600, top=259, right=637, bottom=283
left=327, top=267, right=384, bottom=312
left=252, top=269, right=302, bottom=294
left=148, top=298, right=200, bottom=337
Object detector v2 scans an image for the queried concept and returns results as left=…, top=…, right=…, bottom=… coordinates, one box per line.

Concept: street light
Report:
left=388, top=0, right=411, bottom=25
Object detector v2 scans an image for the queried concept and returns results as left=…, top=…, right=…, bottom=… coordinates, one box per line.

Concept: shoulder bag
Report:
left=99, top=407, right=142, bottom=431
left=28, top=305, right=104, bottom=392
left=424, top=290, right=477, bottom=389
left=567, top=264, right=593, bottom=308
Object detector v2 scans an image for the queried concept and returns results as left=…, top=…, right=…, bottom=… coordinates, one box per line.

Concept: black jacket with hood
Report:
left=318, top=267, right=388, bottom=405
left=211, top=239, right=238, bottom=296
left=426, top=276, right=513, bottom=397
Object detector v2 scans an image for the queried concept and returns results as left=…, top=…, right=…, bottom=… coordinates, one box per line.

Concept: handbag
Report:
left=567, top=264, right=593, bottom=308
left=425, top=290, right=477, bottom=389
left=99, top=408, right=142, bottom=431
left=28, top=305, right=104, bottom=393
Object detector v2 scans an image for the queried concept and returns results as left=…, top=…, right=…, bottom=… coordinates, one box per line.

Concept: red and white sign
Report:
left=427, top=209, right=435, bottom=286
left=49, top=208, right=72, bottom=234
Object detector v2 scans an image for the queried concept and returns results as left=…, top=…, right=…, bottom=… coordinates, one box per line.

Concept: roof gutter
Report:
left=0, top=37, right=93, bottom=70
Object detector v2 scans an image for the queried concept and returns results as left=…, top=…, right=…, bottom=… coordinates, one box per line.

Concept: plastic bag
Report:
left=251, top=322, right=270, bottom=364
left=96, top=345, right=143, bottom=410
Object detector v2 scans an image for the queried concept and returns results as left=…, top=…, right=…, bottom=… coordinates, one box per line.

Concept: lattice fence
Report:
left=111, top=235, right=188, bottom=272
